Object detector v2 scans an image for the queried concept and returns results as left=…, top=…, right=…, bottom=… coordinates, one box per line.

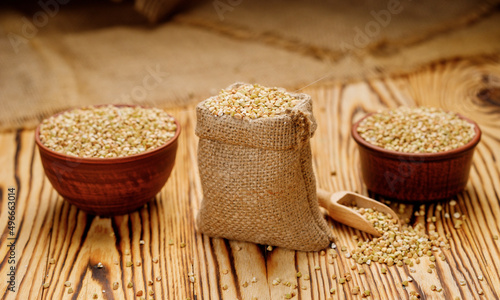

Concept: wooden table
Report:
left=1, top=57, right=500, bottom=299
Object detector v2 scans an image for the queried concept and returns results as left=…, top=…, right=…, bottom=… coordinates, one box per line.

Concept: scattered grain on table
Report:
left=349, top=206, right=450, bottom=268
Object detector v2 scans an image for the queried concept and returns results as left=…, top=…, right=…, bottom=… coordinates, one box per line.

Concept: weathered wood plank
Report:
left=1, top=57, right=500, bottom=299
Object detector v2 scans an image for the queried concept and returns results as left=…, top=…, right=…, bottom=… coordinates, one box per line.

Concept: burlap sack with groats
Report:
left=195, top=84, right=334, bottom=251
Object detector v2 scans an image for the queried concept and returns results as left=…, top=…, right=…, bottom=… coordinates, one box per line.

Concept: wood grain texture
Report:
left=1, top=56, right=500, bottom=299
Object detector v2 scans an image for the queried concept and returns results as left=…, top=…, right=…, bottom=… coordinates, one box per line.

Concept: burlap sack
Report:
left=195, top=83, right=334, bottom=251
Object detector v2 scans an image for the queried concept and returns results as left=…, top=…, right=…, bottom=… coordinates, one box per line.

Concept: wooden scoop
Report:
left=317, top=189, right=400, bottom=237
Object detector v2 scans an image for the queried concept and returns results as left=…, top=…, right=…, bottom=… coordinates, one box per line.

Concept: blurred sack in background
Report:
left=1, top=0, right=499, bottom=131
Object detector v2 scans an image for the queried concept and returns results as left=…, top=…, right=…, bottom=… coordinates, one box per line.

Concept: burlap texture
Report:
left=195, top=84, right=333, bottom=251
left=135, top=0, right=181, bottom=22
left=2, top=0, right=500, bottom=131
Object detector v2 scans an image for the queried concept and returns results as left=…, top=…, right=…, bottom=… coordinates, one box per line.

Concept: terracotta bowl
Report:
left=351, top=113, right=481, bottom=202
left=35, top=105, right=180, bottom=216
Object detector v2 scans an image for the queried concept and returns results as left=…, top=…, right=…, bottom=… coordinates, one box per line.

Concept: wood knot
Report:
left=477, top=87, right=500, bottom=106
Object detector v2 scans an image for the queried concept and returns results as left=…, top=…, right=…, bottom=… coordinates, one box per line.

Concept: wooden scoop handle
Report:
left=317, top=189, right=382, bottom=236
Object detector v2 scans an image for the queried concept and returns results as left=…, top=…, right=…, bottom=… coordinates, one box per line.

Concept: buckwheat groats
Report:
left=356, top=107, right=476, bottom=153
left=38, top=105, right=177, bottom=158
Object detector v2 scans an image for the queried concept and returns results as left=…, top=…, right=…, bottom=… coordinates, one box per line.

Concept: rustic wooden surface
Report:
left=1, top=57, right=500, bottom=299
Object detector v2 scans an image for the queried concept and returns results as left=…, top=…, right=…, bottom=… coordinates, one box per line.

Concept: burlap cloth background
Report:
left=1, top=0, right=499, bottom=131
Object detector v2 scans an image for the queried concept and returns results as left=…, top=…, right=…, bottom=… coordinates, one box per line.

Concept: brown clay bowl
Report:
left=351, top=113, right=481, bottom=202
left=35, top=105, right=180, bottom=216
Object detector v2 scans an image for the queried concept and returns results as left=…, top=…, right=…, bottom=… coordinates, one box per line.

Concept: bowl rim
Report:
left=35, top=104, right=181, bottom=164
left=351, top=110, right=482, bottom=160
